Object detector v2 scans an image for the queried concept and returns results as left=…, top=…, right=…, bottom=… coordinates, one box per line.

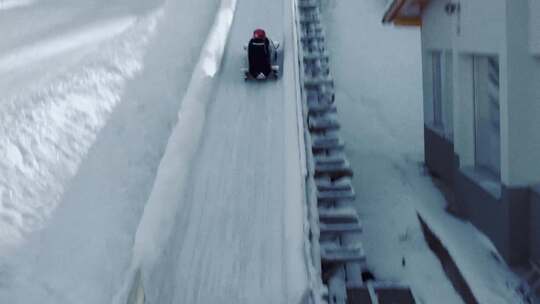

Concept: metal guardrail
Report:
left=292, top=0, right=364, bottom=303
left=292, top=1, right=416, bottom=303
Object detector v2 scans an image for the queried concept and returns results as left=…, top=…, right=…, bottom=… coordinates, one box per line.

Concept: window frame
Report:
left=472, top=55, right=501, bottom=179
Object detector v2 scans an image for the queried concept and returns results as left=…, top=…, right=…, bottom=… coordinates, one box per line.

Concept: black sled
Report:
left=242, top=39, right=280, bottom=81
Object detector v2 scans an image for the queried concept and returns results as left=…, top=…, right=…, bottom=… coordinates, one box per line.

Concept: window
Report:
left=473, top=56, right=501, bottom=178
left=432, top=52, right=443, bottom=127
left=430, top=51, right=453, bottom=140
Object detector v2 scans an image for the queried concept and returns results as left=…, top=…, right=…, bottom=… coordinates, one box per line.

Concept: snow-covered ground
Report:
left=0, top=0, right=35, bottom=11
left=0, top=0, right=225, bottom=302
left=0, top=1, right=160, bottom=249
left=321, top=0, right=525, bottom=303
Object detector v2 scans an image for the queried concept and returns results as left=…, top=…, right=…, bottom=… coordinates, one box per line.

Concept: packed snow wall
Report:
left=113, top=0, right=238, bottom=302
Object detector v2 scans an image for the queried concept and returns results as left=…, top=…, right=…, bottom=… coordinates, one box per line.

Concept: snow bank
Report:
left=0, top=10, right=160, bottom=250
left=113, top=0, right=237, bottom=302
left=0, top=0, right=222, bottom=302
left=0, top=0, right=35, bottom=11
left=0, top=16, right=136, bottom=73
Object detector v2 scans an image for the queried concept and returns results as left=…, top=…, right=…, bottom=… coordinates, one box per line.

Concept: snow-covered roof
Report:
left=382, top=0, right=429, bottom=26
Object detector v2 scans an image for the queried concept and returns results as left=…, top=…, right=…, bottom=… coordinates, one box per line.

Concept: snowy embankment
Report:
left=113, top=0, right=238, bottom=302
left=321, top=0, right=525, bottom=303
left=0, top=8, right=155, bottom=250
left=0, top=0, right=35, bottom=11
left=0, top=0, right=221, bottom=302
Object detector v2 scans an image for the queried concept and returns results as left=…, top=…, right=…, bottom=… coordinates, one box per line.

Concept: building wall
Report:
left=453, top=0, right=507, bottom=176
left=531, top=0, right=540, bottom=54
left=505, top=0, right=540, bottom=186
left=421, top=0, right=455, bottom=183
left=421, top=0, right=452, bottom=50
left=530, top=187, right=540, bottom=261
left=455, top=0, right=506, bottom=54
left=421, top=0, right=507, bottom=171
left=450, top=0, right=540, bottom=187
left=418, top=0, right=538, bottom=265
left=421, top=0, right=452, bottom=126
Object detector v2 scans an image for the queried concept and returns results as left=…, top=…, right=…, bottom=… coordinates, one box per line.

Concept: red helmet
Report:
left=253, top=28, right=266, bottom=39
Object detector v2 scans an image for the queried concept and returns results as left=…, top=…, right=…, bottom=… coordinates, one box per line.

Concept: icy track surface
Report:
left=128, top=0, right=309, bottom=302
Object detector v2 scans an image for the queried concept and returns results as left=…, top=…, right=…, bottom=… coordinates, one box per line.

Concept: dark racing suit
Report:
left=248, top=37, right=272, bottom=77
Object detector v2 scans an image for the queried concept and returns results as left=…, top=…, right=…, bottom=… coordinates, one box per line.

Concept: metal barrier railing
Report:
left=293, top=1, right=364, bottom=303
left=292, top=1, right=416, bottom=303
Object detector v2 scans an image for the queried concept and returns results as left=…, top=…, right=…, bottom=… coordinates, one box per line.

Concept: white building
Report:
left=383, top=0, right=540, bottom=265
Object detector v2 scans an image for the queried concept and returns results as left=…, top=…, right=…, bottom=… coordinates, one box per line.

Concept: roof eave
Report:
left=394, top=16, right=422, bottom=26
left=382, top=0, right=429, bottom=26
left=382, top=0, right=406, bottom=24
